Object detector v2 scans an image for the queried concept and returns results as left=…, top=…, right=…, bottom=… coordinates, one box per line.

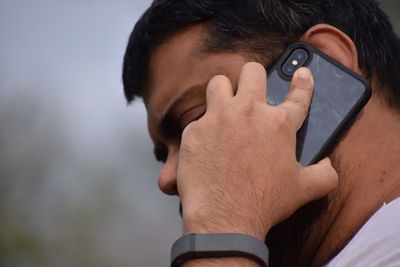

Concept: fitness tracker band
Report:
left=170, top=233, right=269, bottom=266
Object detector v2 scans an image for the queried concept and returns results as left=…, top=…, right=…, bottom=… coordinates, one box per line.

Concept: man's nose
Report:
left=157, top=145, right=178, bottom=195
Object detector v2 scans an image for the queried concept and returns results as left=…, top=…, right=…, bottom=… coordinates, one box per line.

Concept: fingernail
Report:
left=297, top=67, right=311, bottom=79
left=296, top=68, right=314, bottom=86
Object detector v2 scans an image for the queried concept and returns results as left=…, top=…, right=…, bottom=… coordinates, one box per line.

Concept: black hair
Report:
left=122, top=0, right=400, bottom=108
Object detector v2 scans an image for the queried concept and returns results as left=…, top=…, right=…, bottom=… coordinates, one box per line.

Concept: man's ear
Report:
left=300, top=24, right=361, bottom=74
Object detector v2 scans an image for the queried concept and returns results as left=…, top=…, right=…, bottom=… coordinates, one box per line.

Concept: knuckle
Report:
left=328, top=166, right=339, bottom=182
left=241, top=100, right=257, bottom=117
left=290, top=96, right=309, bottom=116
left=273, top=109, right=291, bottom=130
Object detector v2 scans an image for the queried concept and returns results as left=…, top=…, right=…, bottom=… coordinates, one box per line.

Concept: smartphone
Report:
left=267, top=42, right=371, bottom=166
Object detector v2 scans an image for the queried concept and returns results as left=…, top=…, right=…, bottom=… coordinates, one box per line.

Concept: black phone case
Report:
left=267, top=42, right=371, bottom=166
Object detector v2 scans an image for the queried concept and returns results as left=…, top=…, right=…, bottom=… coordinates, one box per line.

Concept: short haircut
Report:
left=122, top=0, right=400, bottom=108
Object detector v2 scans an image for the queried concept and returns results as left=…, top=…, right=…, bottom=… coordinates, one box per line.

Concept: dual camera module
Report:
left=282, top=49, right=309, bottom=77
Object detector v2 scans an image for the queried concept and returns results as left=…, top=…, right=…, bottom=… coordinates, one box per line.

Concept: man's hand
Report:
left=177, top=63, right=338, bottom=243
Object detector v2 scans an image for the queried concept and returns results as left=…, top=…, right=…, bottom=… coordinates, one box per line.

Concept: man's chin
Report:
left=267, top=197, right=330, bottom=267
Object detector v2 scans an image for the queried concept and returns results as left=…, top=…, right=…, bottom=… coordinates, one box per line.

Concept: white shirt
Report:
left=327, top=197, right=400, bottom=267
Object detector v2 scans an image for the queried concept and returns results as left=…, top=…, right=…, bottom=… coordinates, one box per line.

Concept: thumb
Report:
left=298, top=158, right=339, bottom=204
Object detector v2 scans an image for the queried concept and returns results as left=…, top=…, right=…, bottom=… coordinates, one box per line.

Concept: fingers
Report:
left=236, top=62, right=267, bottom=101
left=279, top=67, right=314, bottom=130
left=206, top=75, right=234, bottom=113
left=298, top=158, right=339, bottom=204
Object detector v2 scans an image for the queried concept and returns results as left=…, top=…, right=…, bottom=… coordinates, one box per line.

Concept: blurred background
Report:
left=0, top=1, right=399, bottom=266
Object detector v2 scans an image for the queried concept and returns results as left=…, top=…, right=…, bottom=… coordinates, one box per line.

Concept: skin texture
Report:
left=144, top=24, right=400, bottom=266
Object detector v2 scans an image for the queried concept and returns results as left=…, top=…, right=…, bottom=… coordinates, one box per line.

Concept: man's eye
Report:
left=154, top=145, right=168, bottom=163
left=179, top=105, right=206, bottom=131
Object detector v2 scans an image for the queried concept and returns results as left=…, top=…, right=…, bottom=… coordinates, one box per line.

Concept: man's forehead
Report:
left=144, top=25, right=208, bottom=137
left=145, top=26, right=206, bottom=100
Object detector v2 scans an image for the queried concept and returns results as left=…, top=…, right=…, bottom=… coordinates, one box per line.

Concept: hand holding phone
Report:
left=178, top=63, right=339, bottom=243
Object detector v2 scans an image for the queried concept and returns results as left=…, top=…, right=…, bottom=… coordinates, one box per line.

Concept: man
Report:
left=123, top=0, right=400, bottom=266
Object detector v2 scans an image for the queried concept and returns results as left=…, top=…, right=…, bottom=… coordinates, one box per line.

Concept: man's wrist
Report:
left=183, top=211, right=271, bottom=241
left=183, top=217, right=270, bottom=242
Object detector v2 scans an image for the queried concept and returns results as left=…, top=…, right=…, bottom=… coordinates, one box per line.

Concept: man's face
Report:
left=144, top=24, right=338, bottom=265
left=145, top=25, right=250, bottom=195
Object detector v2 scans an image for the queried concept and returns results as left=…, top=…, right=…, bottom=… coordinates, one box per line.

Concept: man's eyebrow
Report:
left=157, top=82, right=208, bottom=139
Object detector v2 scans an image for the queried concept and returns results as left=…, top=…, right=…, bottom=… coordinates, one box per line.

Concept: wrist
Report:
left=183, top=213, right=270, bottom=242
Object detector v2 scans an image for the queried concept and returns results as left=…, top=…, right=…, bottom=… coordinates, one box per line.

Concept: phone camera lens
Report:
left=286, top=66, right=295, bottom=73
left=282, top=48, right=309, bottom=77
left=295, top=51, right=305, bottom=60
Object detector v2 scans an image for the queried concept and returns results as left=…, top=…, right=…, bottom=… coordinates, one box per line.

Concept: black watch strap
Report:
left=170, top=233, right=269, bottom=267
